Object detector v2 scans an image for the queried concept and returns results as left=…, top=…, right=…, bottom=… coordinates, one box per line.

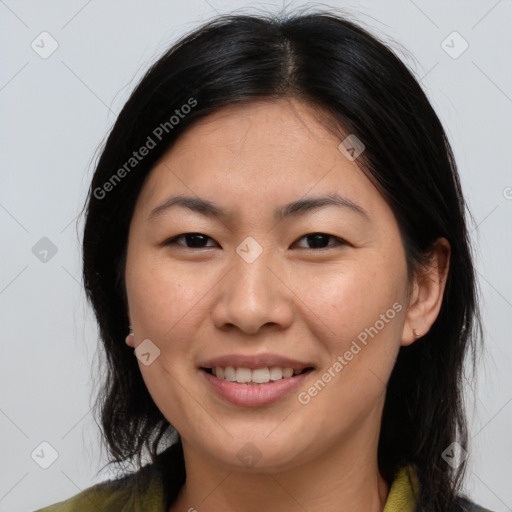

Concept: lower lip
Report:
left=200, top=369, right=313, bottom=407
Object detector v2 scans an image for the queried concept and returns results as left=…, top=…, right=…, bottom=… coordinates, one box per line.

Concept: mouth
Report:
left=200, top=366, right=315, bottom=384
left=200, top=365, right=315, bottom=407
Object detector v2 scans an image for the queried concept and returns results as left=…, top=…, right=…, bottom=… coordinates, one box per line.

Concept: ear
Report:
left=401, top=237, right=450, bottom=346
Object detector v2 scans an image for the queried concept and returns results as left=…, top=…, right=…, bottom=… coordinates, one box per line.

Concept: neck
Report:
left=169, top=418, right=389, bottom=512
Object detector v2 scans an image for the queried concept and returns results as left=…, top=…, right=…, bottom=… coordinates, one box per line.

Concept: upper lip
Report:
left=199, top=354, right=315, bottom=371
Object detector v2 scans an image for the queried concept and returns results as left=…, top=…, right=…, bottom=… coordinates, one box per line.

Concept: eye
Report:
left=164, top=233, right=217, bottom=248
left=164, top=232, right=348, bottom=250
left=293, top=232, right=348, bottom=250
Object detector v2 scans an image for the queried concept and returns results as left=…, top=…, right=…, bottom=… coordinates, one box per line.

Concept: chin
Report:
left=201, top=431, right=315, bottom=473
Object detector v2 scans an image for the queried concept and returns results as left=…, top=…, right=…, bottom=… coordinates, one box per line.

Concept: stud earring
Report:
left=413, top=328, right=421, bottom=338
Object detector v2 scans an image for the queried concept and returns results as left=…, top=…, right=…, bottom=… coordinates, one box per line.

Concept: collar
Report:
left=139, top=445, right=419, bottom=512
left=382, top=465, right=418, bottom=512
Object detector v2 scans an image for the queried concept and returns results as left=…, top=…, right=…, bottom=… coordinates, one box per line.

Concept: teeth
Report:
left=211, top=366, right=306, bottom=384
left=252, top=367, right=270, bottom=383
left=282, top=367, right=294, bottom=378
left=224, top=367, right=236, bottom=381
left=236, top=367, right=252, bottom=383
left=269, top=367, right=283, bottom=381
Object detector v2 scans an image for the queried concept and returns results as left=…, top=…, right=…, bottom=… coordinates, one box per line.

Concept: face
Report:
left=124, top=98, right=414, bottom=472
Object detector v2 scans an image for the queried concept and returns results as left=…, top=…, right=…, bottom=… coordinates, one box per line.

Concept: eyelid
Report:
left=164, top=232, right=349, bottom=249
left=164, top=233, right=218, bottom=248
left=292, top=233, right=350, bottom=249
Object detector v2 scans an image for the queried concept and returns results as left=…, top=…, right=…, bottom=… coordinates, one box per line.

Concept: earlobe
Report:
left=125, top=324, right=135, bottom=347
left=401, top=238, right=451, bottom=347
left=125, top=308, right=134, bottom=347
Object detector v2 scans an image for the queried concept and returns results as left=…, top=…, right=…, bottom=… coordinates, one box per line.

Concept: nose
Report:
left=211, top=250, right=294, bottom=335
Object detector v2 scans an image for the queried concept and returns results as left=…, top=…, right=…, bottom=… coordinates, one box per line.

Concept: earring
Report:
left=413, top=328, right=421, bottom=338
left=125, top=325, right=134, bottom=345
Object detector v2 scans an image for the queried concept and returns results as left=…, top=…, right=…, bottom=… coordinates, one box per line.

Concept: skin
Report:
left=124, top=98, right=450, bottom=512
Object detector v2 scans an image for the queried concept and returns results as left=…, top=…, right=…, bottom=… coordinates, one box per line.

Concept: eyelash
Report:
left=164, top=232, right=348, bottom=250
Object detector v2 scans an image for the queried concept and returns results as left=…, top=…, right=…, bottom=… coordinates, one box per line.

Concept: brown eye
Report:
left=294, top=233, right=347, bottom=249
left=165, top=233, right=217, bottom=248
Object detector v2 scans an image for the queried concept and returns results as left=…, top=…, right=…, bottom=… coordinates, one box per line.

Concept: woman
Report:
left=36, top=9, right=492, bottom=512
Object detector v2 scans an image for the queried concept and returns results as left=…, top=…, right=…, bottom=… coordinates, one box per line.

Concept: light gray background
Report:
left=1, top=1, right=511, bottom=511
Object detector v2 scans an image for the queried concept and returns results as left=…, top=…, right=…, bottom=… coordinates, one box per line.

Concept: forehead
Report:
left=174, top=97, right=345, bottom=154
left=134, top=98, right=388, bottom=225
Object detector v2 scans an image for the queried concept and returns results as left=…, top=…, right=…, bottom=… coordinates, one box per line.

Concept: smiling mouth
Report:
left=201, top=366, right=314, bottom=385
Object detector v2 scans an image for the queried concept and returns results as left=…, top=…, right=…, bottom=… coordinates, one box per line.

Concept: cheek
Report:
left=125, top=250, right=212, bottom=341
left=294, top=255, right=408, bottom=414
left=124, top=252, right=215, bottom=432
left=294, top=258, right=405, bottom=346
left=291, top=264, right=406, bottom=429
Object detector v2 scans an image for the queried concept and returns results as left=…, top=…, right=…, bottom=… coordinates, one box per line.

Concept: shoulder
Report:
left=34, top=442, right=185, bottom=512
left=397, top=465, right=494, bottom=512
left=33, top=477, right=134, bottom=511
left=34, top=462, right=163, bottom=512
left=33, top=472, right=152, bottom=512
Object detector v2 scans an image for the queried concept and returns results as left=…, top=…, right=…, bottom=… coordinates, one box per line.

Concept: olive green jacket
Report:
left=34, top=443, right=492, bottom=511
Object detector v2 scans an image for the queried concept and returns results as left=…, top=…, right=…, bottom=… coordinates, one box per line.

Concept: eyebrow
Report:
left=147, top=192, right=370, bottom=222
